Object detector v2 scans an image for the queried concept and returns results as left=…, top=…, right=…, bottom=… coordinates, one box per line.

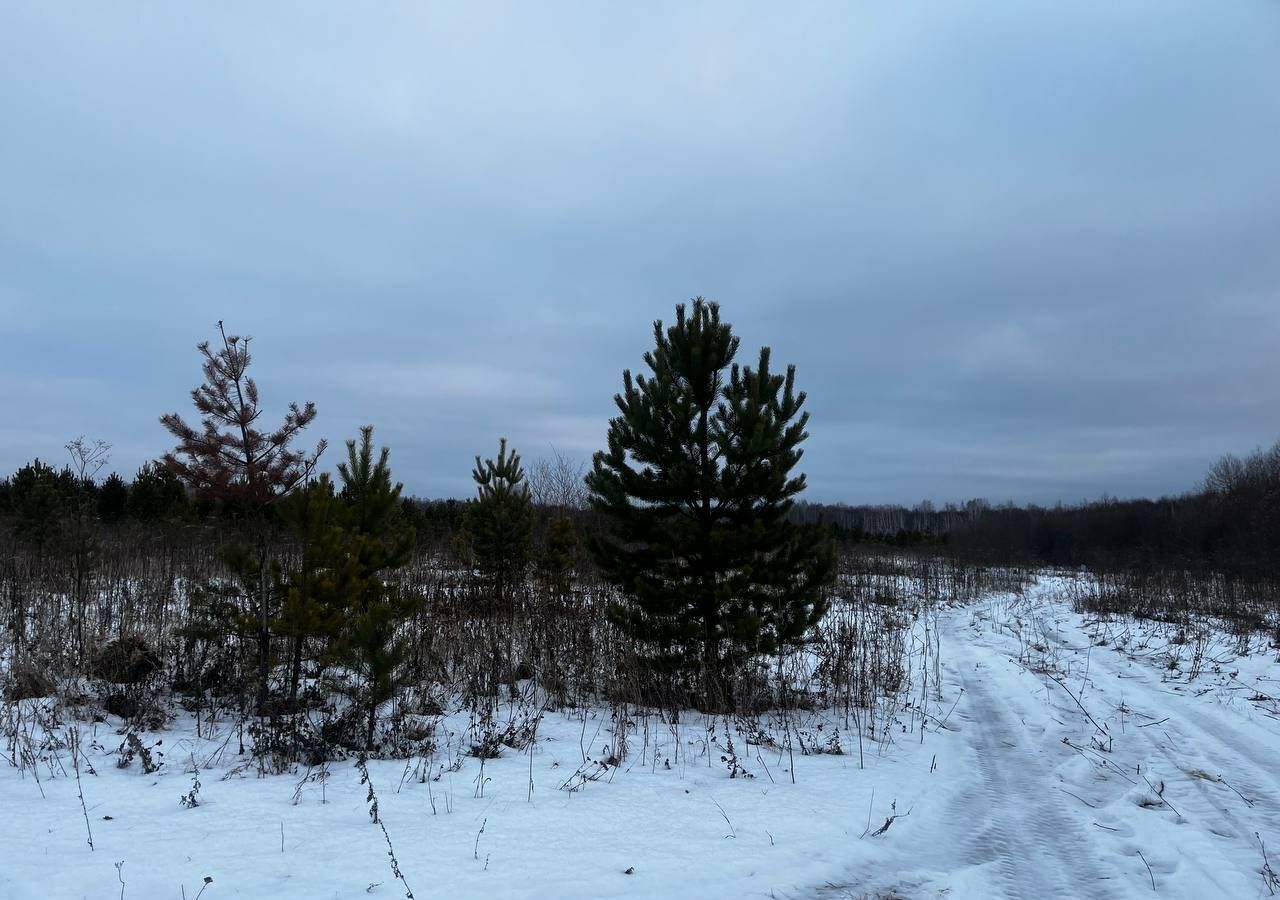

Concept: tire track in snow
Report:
left=811, top=589, right=1280, bottom=899
left=1077, top=638, right=1280, bottom=895
left=986, top=581, right=1276, bottom=897
left=813, top=608, right=1123, bottom=899
left=942, top=640, right=1118, bottom=900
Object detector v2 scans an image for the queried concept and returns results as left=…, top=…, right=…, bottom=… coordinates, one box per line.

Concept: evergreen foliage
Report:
left=160, top=322, right=326, bottom=711
left=159, top=322, right=326, bottom=510
left=275, top=474, right=348, bottom=707
left=97, top=473, right=129, bottom=524
left=6, top=459, right=75, bottom=553
left=329, top=426, right=417, bottom=750
left=586, top=298, right=834, bottom=711
left=537, top=513, right=578, bottom=599
left=466, top=438, right=533, bottom=606
left=127, top=461, right=190, bottom=522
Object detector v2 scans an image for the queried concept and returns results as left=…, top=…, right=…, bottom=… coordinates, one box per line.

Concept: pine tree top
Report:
left=160, top=321, right=326, bottom=508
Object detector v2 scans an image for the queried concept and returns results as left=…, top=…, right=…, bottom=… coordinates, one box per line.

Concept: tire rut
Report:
left=950, top=650, right=1119, bottom=900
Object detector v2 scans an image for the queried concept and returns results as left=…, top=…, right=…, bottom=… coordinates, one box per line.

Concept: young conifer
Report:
left=466, top=438, right=533, bottom=609
left=586, top=298, right=834, bottom=711
left=160, top=322, right=326, bottom=712
left=331, top=426, right=417, bottom=750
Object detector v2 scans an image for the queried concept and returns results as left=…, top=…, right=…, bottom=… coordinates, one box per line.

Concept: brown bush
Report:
left=4, top=663, right=55, bottom=700
left=90, top=635, right=162, bottom=685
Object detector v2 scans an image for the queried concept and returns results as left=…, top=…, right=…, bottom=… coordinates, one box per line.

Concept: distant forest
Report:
left=798, top=435, right=1280, bottom=583
left=6, top=439, right=1276, bottom=577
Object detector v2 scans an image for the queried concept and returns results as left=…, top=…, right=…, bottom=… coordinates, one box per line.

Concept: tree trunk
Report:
left=288, top=632, right=303, bottom=709
left=74, top=557, right=86, bottom=666
left=702, top=627, right=720, bottom=712
left=9, top=573, right=23, bottom=662
left=697, top=403, right=722, bottom=712
left=256, top=556, right=270, bottom=712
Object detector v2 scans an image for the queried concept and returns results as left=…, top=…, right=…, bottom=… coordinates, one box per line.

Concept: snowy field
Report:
left=4, top=578, right=1280, bottom=899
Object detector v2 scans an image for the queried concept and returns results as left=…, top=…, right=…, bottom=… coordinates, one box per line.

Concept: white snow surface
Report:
left=3, top=577, right=1280, bottom=899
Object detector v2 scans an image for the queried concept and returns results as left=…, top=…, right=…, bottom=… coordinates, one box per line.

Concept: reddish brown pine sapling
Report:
left=161, top=321, right=326, bottom=713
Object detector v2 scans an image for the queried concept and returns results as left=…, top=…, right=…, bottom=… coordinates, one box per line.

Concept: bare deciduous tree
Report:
left=527, top=447, right=587, bottom=513
left=63, top=437, right=111, bottom=663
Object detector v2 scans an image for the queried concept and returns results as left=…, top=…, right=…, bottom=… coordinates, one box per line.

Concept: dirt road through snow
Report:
left=817, top=582, right=1279, bottom=899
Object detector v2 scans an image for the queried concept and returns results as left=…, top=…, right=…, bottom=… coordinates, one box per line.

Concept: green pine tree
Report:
left=97, top=473, right=129, bottom=524
left=536, top=513, right=578, bottom=599
left=275, top=474, right=349, bottom=708
left=466, top=438, right=533, bottom=608
left=465, top=438, right=533, bottom=690
left=6, top=459, right=76, bottom=663
left=586, top=298, right=834, bottom=711
left=8, top=459, right=75, bottom=557
left=330, top=426, right=417, bottom=751
left=160, top=322, right=326, bottom=712
left=127, top=461, right=190, bottom=522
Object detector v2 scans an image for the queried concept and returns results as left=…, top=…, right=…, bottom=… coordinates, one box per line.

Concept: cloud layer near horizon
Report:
left=3, top=2, right=1278, bottom=504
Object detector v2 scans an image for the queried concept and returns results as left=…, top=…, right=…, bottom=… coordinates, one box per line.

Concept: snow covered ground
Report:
left=820, top=578, right=1280, bottom=899
left=3, top=578, right=1279, bottom=899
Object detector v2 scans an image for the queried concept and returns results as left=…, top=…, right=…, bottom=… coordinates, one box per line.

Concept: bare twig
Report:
left=1137, top=849, right=1156, bottom=891
left=356, top=757, right=415, bottom=899
left=711, top=797, right=736, bottom=839
left=1258, top=832, right=1279, bottom=896
left=1057, top=787, right=1098, bottom=809
left=67, top=727, right=94, bottom=852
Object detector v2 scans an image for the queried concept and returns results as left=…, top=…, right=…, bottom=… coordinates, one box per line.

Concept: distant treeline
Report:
left=945, top=441, right=1280, bottom=582
left=0, top=464, right=949, bottom=553
left=789, top=500, right=968, bottom=545
left=4, top=440, right=1279, bottom=580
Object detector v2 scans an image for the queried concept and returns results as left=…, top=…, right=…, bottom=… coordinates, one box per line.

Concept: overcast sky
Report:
left=2, top=2, right=1278, bottom=505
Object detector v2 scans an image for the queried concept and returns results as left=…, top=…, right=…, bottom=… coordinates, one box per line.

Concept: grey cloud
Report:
left=2, top=1, right=1278, bottom=504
